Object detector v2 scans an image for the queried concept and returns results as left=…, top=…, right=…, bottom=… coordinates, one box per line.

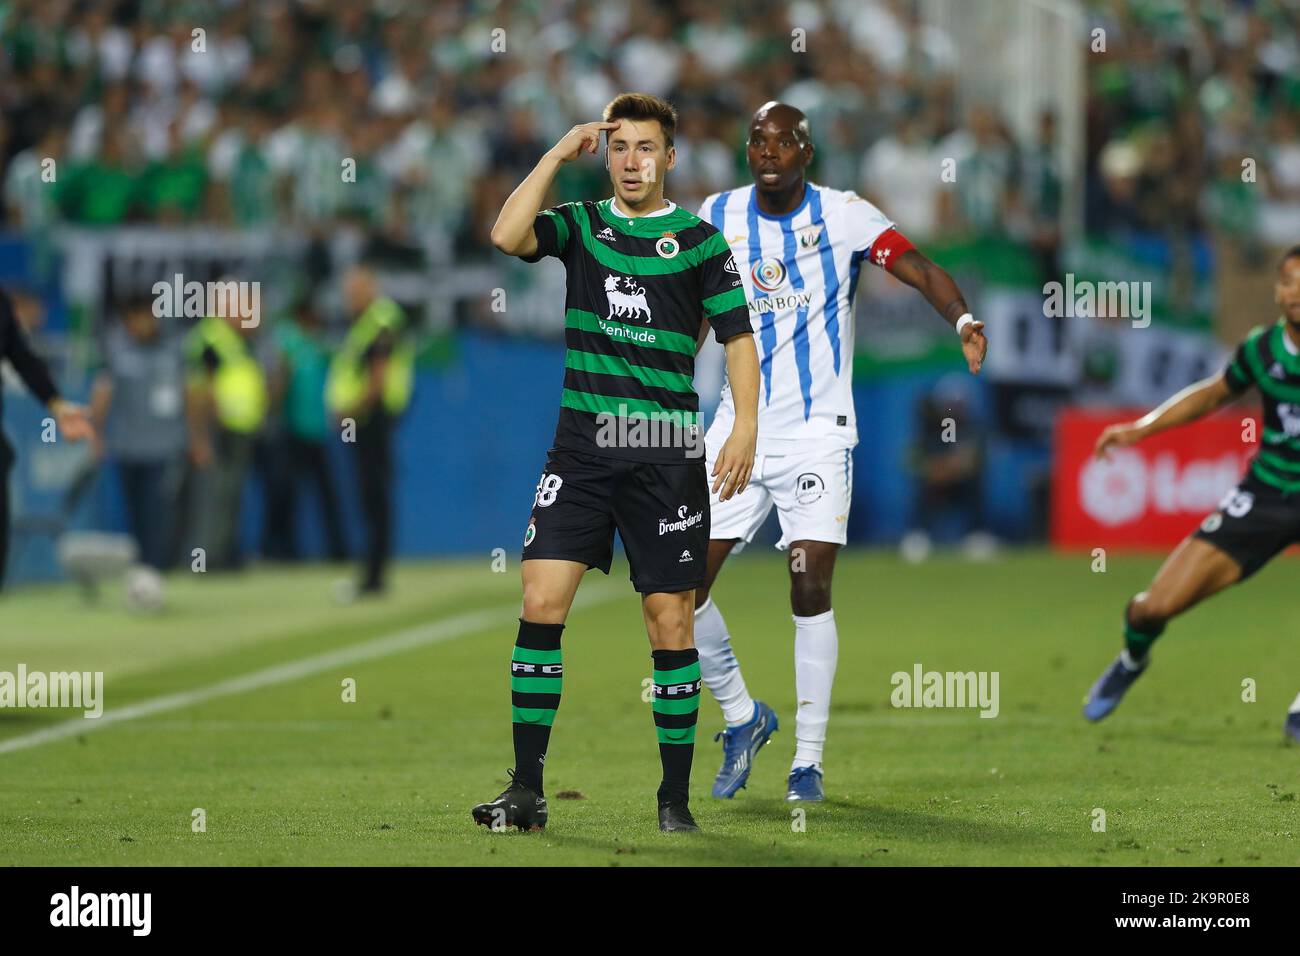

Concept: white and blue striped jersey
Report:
left=699, top=182, right=896, bottom=452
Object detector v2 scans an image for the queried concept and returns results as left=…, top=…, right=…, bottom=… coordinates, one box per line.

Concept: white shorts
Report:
left=705, top=438, right=854, bottom=552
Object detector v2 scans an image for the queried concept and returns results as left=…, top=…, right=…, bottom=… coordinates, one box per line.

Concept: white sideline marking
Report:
left=0, top=587, right=621, bottom=756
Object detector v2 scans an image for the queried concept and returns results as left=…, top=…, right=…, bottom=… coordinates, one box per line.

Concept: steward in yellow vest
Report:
left=185, top=314, right=269, bottom=435
left=328, top=266, right=413, bottom=597
left=184, top=310, right=268, bottom=570
left=325, top=296, right=413, bottom=422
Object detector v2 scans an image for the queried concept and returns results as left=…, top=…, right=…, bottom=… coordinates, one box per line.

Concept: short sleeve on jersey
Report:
left=520, top=205, right=572, bottom=263
left=843, top=193, right=895, bottom=258
left=1224, top=327, right=1265, bottom=394
left=1224, top=343, right=1253, bottom=393
left=698, top=234, right=752, bottom=342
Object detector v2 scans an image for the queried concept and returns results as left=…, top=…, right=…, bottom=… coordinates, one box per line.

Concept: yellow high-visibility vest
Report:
left=186, top=315, right=268, bottom=434
left=326, top=297, right=414, bottom=419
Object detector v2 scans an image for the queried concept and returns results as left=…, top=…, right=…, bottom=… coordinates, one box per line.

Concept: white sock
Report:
left=792, top=609, right=838, bottom=768
left=1289, top=691, right=1300, bottom=715
left=694, top=598, right=755, bottom=726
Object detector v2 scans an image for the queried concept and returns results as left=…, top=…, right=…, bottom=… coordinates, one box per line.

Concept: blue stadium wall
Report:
left=3, top=331, right=1045, bottom=584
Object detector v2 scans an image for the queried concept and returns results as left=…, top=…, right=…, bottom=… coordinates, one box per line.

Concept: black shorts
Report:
left=1193, top=472, right=1300, bottom=579
left=521, top=448, right=708, bottom=593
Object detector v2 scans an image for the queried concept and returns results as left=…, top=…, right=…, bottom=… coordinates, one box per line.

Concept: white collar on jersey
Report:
left=606, top=197, right=677, bottom=219
left=1282, top=323, right=1299, bottom=356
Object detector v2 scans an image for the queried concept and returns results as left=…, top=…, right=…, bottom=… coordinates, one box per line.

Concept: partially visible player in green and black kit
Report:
left=0, top=286, right=96, bottom=592
left=471, top=93, right=760, bottom=833
left=1083, top=245, right=1300, bottom=742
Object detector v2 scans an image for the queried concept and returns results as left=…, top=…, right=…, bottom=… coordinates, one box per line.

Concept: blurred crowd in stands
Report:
left=1, top=0, right=1298, bottom=567
left=1, top=0, right=1296, bottom=264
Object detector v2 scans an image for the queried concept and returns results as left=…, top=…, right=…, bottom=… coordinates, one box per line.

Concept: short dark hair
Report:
left=603, top=92, right=677, bottom=148
left=1281, top=245, right=1300, bottom=270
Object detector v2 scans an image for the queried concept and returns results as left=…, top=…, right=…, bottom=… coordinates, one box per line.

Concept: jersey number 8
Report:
left=1219, top=488, right=1254, bottom=519
left=535, top=473, right=564, bottom=508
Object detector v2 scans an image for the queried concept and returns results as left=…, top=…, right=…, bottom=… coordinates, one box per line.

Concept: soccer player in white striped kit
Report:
left=696, top=102, right=988, bottom=800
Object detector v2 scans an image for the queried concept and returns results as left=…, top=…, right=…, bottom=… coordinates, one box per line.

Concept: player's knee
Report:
left=521, top=583, right=568, bottom=625
left=790, top=577, right=832, bottom=617
left=1128, top=591, right=1177, bottom=628
left=647, top=602, right=693, bottom=648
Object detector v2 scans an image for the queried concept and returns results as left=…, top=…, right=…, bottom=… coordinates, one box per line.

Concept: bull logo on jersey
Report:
left=603, top=275, right=652, bottom=324
left=751, top=257, right=787, bottom=293
left=1279, top=403, right=1300, bottom=438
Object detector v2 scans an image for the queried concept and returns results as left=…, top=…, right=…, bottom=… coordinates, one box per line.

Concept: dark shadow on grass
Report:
left=0, top=711, right=72, bottom=729
left=727, top=797, right=1045, bottom=847
left=528, top=828, right=858, bottom=866
left=510, top=796, right=1049, bottom=866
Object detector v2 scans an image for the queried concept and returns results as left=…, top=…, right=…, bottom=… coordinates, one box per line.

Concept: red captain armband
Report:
left=866, top=228, right=916, bottom=273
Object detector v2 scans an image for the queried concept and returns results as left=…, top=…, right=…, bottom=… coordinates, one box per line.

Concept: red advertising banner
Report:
left=1051, top=408, right=1260, bottom=550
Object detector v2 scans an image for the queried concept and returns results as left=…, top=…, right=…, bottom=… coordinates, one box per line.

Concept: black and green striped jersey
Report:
left=1224, top=320, right=1300, bottom=492
left=522, top=197, right=752, bottom=463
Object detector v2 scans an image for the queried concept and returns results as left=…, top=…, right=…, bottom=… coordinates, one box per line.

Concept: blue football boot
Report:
left=786, top=765, right=824, bottom=802
left=1284, top=711, right=1300, bottom=745
left=711, top=701, right=779, bottom=798
left=1083, top=653, right=1147, bottom=722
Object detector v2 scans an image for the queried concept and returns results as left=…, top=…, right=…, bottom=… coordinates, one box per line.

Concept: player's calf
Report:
left=1084, top=537, right=1244, bottom=723
left=649, top=638, right=703, bottom=831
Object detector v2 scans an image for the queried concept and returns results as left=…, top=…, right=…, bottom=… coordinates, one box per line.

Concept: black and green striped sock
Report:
left=651, top=647, right=701, bottom=804
left=1124, top=611, right=1165, bottom=664
left=510, top=620, right=564, bottom=797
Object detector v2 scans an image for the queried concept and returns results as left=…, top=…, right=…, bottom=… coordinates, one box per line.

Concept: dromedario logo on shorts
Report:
left=658, top=504, right=704, bottom=536
left=1079, top=448, right=1243, bottom=526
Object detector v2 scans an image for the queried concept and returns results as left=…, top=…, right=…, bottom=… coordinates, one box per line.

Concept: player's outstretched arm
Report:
left=489, top=121, right=621, bottom=258
left=1095, top=372, right=1236, bottom=460
left=888, top=249, right=987, bottom=374
left=0, top=288, right=95, bottom=443
left=712, top=332, right=758, bottom=501
left=48, top=397, right=95, bottom=443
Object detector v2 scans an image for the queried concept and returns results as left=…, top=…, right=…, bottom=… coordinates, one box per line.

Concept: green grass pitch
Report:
left=0, top=549, right=1297, bottom=866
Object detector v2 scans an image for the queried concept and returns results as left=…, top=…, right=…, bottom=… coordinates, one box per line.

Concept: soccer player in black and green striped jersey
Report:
left=470, top=93, right=760, bottom=833
left=1083, top=245, right=1300, bottom=741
